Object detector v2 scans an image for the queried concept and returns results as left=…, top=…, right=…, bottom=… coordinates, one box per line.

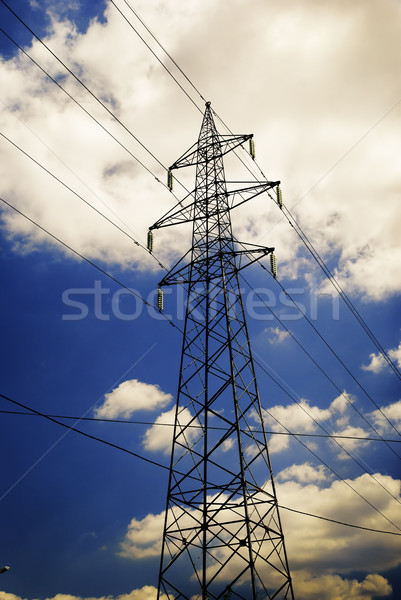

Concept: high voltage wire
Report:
left=0, top=2, right=400, bottom=536
left=1, top=408, right=400, bottom=443
left=0, top=196, right=177, bottom=333
left=0, top=130, right=165, bottom=266
left=109, top=0, right=203, bottom=114
left=0, top=392, right=400, bottom=538
left=1, top=193, right=400, bottom=533
left=251, top=353, right=401, bottom=509
left=267, top=266, right=401, bottom=439
left=119, top=0, right=207, bottom=105
left=0, top=0, right=189, bottom=204
left=0, top=24, right=166, bottom=191
left=0, top=0, right=164, bottom=171
left=240, top=272, right=401, bottom=462
left=273, top=197, right=401, bottom=381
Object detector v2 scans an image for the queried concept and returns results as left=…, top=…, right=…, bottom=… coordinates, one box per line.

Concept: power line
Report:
left=0, top=392, right=399, bottom=537
left=0, top=392, right=170, bottom=472
left=0, top=0, right=167, bottom=170
left=0, top=131, right=156, bottom=259
left=109, top=0, right=203, bottom=114
left=0, top=24, right=166, bottom=190
left=2, top=108, right=399, bottom=518
left=0, top=195, right=179, bottom=333
left=240, top=271, right=401, bottom=463
left=1, top=10, right=399, bottom=533
left=277, top=198, right=401, bottom=381
left=277, top=504, right=401, bottom=536
left=267, top=269, right=401, bottom=439
left=252, top=347, right=401, bottom=510
left=0, top=408, right=400, bottom=443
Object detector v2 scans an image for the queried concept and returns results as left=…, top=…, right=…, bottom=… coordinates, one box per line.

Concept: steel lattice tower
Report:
left=149, top=103, right=294, bottom=600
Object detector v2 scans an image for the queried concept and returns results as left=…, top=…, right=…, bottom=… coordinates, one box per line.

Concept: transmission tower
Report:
left=149, top=102, right=294, bottom=600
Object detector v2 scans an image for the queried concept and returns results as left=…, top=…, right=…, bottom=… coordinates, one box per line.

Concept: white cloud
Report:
left=367, top=399, right=401, bottom=435
left=119, top=511, right=165, bottom=559
left=119, top=469, right=401, bottom=598
left=142, top=406, right=195, bottom=454
left=0, top=587, right=167, bottom=600
left=277, top=462, right=329, bottom=484
left=292, top=571, right=392, bottom=600
left=264, top=326, right=290, bottom=344
left=330, top=425, right=371, bottom=459
left=362, top=341, right=401, bottom=373
left=262, top=393, right=350, bottom=438
left=277, top=472, right=401, bottom=575
left=0, top=0, right=400, bottom=302
left=0, top=585, right=167, bottom=600
left=94, top=379, right=172, bottom=419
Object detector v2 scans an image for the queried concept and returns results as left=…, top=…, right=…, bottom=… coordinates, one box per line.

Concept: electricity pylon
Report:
left=149, top=102, right=294, bottom=600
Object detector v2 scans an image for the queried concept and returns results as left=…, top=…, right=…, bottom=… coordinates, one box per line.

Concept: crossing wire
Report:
left=270, top=194, right=401, bottom=381
left=0, top=196, right=178, bottom=333
left=0, top=0, right=190, bottom=203
left=1, top=409, right=401, bottom=443
left=258, top=262, right=401, bottom=439
left=1, top=391, right=400, bottom=537
left=240, top=272, right=401, bottom=462
left=2, top=194, right=400, bottom=534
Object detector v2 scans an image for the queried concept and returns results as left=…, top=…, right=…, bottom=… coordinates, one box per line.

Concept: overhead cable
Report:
left=1, top=392, right=400, bottom=537
left=240, top=271, right=401, bottom=463
left=1, top=408, right=400, bottom=443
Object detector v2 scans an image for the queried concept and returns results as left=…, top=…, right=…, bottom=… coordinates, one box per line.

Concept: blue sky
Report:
left=0, top=1, right=401, bottom=600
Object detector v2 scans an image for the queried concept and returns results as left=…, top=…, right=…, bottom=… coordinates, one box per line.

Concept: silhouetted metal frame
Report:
left=153, top=103, right=294, bottom=600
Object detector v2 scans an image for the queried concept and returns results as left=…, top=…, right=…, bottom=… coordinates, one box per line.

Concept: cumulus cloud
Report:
left=330, top=424, right=371, bottom=459
left=261, top=393, right=351, bottom=454
left=119, top=468, right=400, bottom=598
left=277, top=462, right=329, bottom=484
left=94, top=379, right=172, bottom=419
left=264, top=326, right=290, bottom=344
left=362, top=341, right=401, bottom=373
left=142, top=406, right=195, bottom=454
left=367, top=399, right=401, bottom=435
left=0, top=0, right=400, bottom=303
left=292, top=571, right=391, bottom=600
left=264, top=394, right=350, bottom=432
left=0, top=587, right=167, bottom=600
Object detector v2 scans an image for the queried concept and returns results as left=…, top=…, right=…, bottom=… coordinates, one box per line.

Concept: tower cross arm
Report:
left=150, top=180, right=280, bottom=231
left=232, top=243, right=275, bottom=272
left=227, top=180, right=280, bottom=212
left=169, top=135, right=254, bottom=170
left=150, top=191, right=195, bottom=230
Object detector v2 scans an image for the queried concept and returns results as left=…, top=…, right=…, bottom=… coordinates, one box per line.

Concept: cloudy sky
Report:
left=0, top=1, right=401, bottom=599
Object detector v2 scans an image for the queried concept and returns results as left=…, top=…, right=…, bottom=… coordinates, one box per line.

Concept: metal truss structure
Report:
left=150, top=102, right=294, bottom=600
